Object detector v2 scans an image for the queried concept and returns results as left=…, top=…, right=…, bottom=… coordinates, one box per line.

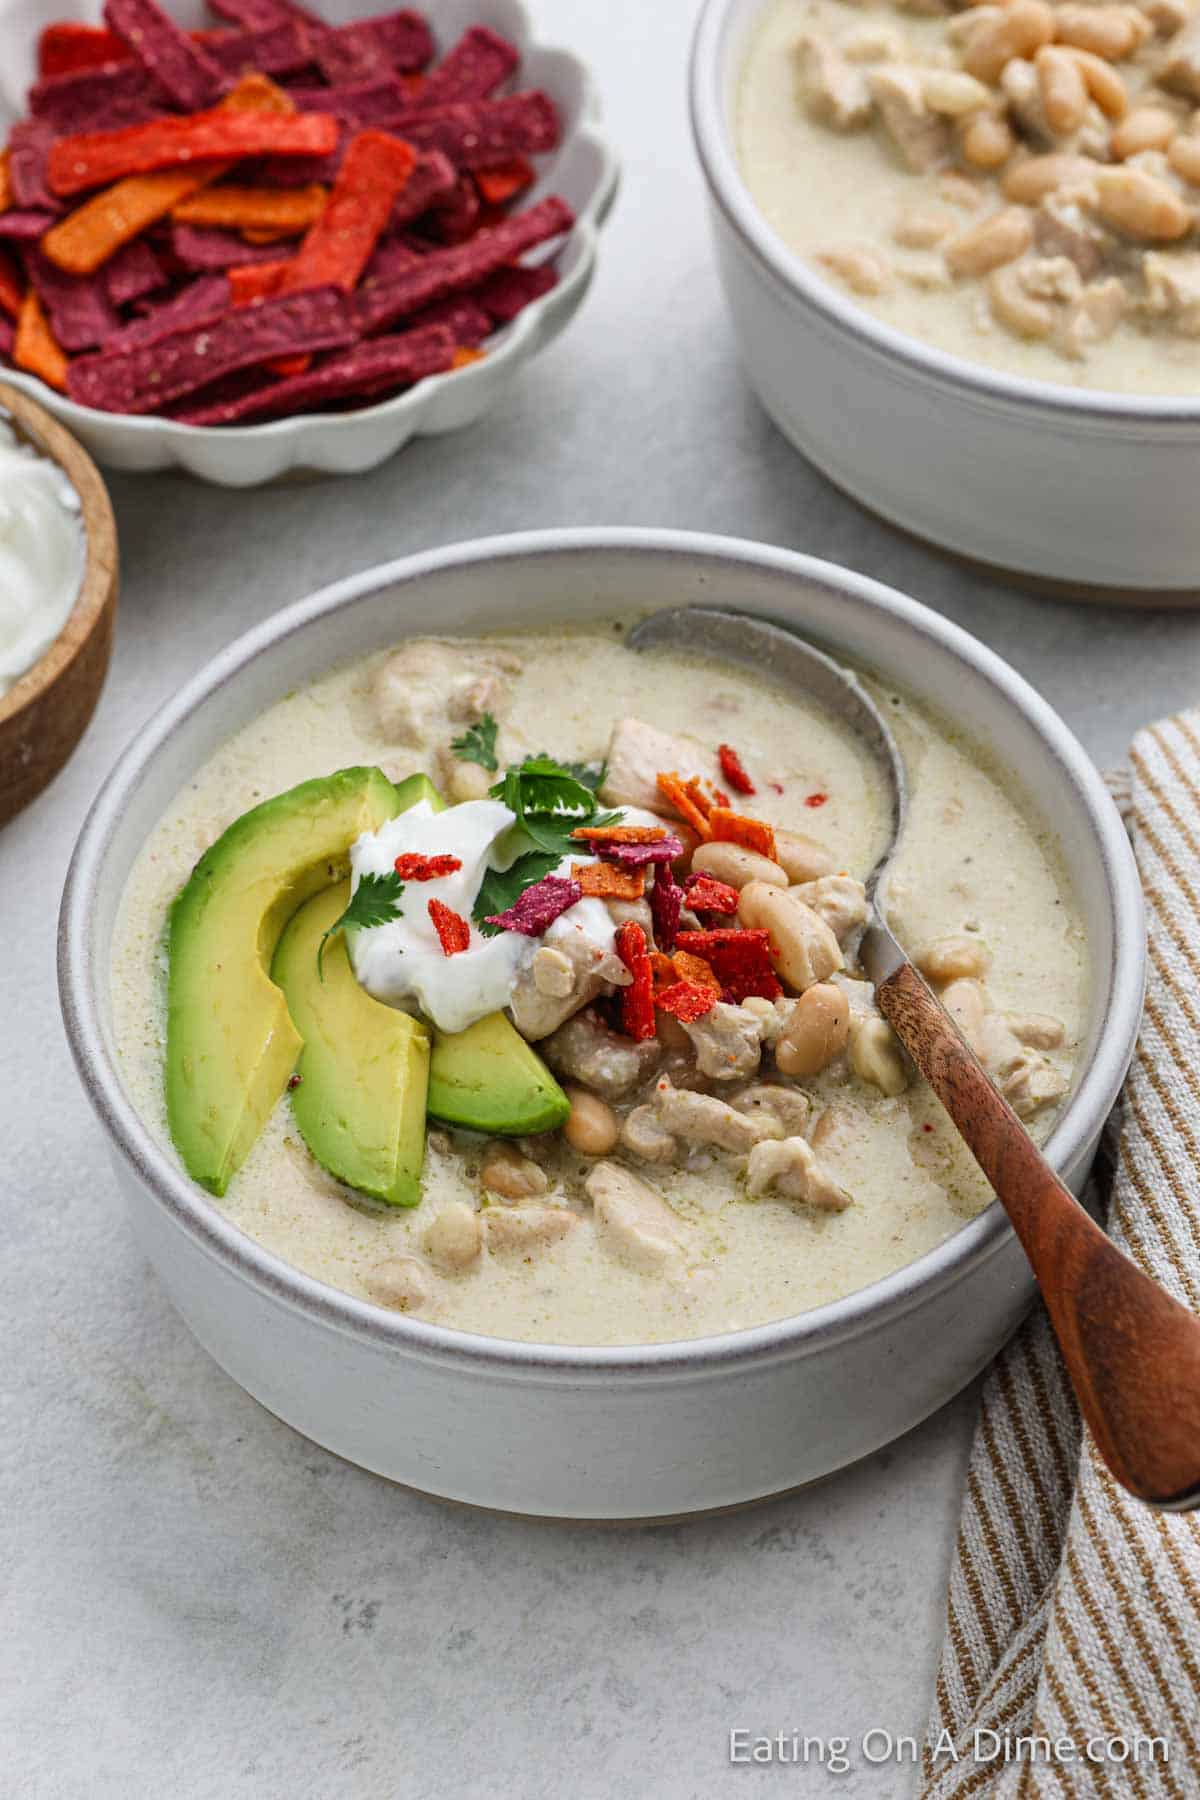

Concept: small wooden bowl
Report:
left=0, top=381, right=118, bottom=827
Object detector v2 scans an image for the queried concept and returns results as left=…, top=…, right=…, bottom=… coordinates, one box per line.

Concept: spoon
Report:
left=629, top=606, right=1200, bottom=1512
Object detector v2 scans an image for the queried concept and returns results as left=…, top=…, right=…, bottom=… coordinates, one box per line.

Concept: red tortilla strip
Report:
left=674, top=929, right=781, bottom=1003
left=392, top=91, right=560, bottom=172
left=475, top=156, right=534, bottom=207
left=708, top=808, right=777, bottom=861
left=420, top=25, right=519, bottom=105
left=649, top=861, right=682, bottom=953
left=206, top=0, right=314, bottom=27
left=571, top=862, right=645, bottom=902
left=0, top=211, right=58, bottom=241
left=287, top=76, right=411, bottom=126
left=615, top=922, right=656, bottom=1042
left=0, top=310, right=14, bottom=360
left=38, top=23, right=131, bottom=76
left=49, top=109, right=339, bottom=198
left=228, top=258, right=290, bottom=304
left=103, top=0, right=225, bottom=112
left=428, top=897, right=470, bottom=956
left=353, top=193, right=572, bottom=333
left=654, top=980, right=718, bottom=1025
left=171, top=222, right=298, bottom=269
left=426, top=174, right=479, bottom=245
left=391, top=148, right=457, bottom=225
left=13, top=289, right=68, bottom=391
left=174, top=318, right=457, bottom=424
left=68, top=284, right=354, bottom=413
left=42, top=72, right=298, bottom=271
left=279, top=130, right=416, bottom=294
left=684, top=874, right=740, bottom=916
left=172, top=183, right=328, bottom=232
left=204, top=20, right=313, bottom=78
left=0, top=248, right=23, bottom=320
left=484, top=874, right=581, bottom=937
left=30, top=62, right=167, bottom=133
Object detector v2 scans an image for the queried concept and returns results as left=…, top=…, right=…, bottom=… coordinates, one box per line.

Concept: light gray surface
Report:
left=5, top=0, right=1200, bottom=1794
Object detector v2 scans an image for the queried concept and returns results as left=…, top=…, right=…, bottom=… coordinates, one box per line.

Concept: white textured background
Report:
left=6, top=1, right=1200, bottom=1795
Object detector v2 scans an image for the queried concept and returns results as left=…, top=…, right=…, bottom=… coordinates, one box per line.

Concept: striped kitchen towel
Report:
left=920, top=712, right=1200, bottom=1800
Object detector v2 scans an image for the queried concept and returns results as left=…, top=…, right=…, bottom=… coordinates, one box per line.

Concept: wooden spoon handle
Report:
left=876, top=958, right=1200, bottom=1511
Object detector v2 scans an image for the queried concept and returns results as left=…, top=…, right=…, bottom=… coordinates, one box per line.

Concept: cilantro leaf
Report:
left=451, top=713, right=499, bottom=773
left=473, top=851, right=561, bottom=935
left=560, top=758, right=607, bottom=793
left=490, top=755, right=599, bottom=824
left=317, top=870, right=405, bottom=979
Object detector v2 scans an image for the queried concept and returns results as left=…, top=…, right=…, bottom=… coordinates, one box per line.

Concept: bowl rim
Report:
left=689, top=0, right=1200, bottom=425
left=0, top=378, right=117, bottom=730
left=0, top=0, right=618, bottom=445
left=58, top=527, right=1146, bottom=1381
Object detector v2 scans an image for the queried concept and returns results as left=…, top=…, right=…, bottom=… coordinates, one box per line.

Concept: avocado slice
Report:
left=166, top=765, right=403, bottom=1196
left=429, top=1014, right=571, bottom=1136
left=272, top=882, right=431, bottom=1206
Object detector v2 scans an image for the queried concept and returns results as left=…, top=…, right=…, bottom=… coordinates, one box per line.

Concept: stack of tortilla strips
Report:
left=0, top=0, right=573, bottom=422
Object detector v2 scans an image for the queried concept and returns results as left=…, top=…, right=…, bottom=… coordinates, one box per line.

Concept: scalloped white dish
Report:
left=0, top=0, right=617, bottom=484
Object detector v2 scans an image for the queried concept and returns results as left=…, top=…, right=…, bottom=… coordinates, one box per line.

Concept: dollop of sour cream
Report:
left=349, top=799, right=663, bottom=1036
left=0, top=421, right=86, bottom=698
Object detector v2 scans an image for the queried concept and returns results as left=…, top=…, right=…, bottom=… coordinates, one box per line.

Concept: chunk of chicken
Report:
left=620, top=1105, right=680, bottom=1164
left=366, top=1255, right=433, bottom=1311
left=729, top=1083, right=813, bottom=1136
left=600, top=717, right=712, bottom=814
left=541, top=1008, right=662, bottom=1101
left=1059, top=275, right=1129, bottom=357
left=509, top=926, right=630, bottom=1041
left=373, top=640, right=521, bottom=746
left=681, top=1002, right=765, bottom=1082
left=484, top=1205, right=580, bottom=1254
left=789, top=875, right=869, bottom=945
left=480, top=1142, right=548, bottom=1201
left=653, top=1078, right=782, bottom=1152
left=1034, top=191, right=1111, bottom=278
left=746, top=1137, right=853, bottom=1212
left=869, top=67, right=952, bottom=171
left=974, top=1014, right=1069, bottom=1118
left=586, top=1161, right=687, bottom=1274
left=1143, top=251, right=1200, bottom=332
left=794, top=32, right=874, bottom=130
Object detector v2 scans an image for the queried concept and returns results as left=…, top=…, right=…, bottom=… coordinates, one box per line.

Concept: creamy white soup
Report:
left=111, top=626, right=1087, bottom=1346
left=738, top=0, right=1200, bottom=392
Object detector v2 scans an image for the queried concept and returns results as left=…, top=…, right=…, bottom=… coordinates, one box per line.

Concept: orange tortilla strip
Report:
left=672, top=950, right=719, bottom=989
left=450, top=345, right=485, bottom=368
left=707, top=808, right=777, bottom=861
left=571, top=824, right=668, bottom=844
left=0, top=150, right=12, bottom=214
left=571, top=862, right=645, bottom=902
left=172, top=183, right=328, bottom=233
left=656, top=772, right=712, bottom=842
left=228, top=258, right=291, bottom=305
left=41, top=74, right=295, bottom=276
left=14, top=290, right=68, bottom=391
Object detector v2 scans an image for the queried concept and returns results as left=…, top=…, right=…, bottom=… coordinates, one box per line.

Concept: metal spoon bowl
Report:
left=629, top=604, right=1200, bottom=1512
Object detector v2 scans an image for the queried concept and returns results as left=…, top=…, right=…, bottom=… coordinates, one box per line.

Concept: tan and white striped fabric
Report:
left=920, top=712, right=1200, bottom=1800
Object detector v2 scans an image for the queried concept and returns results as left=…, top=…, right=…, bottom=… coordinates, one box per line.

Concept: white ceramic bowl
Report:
left=691, top=0, right=1200, bottom=594
left=0, top=0, right=616, bottom=484
left=59, top=529, right=1145, bottom=1520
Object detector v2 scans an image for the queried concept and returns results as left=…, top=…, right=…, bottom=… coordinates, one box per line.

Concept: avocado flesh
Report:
left=166, top=765, right=404, bottom=1196
left=272, top=882, right=431, bottom=1206
left=429, top=1014, right=571, bottom=1136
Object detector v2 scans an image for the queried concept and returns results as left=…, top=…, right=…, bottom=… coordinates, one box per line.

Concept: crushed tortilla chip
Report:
left=654, top=980, right=718, bottom=1024
left=615, top=920, right=655, bottom=1041
left=571, top=824, right=668, bottom=844
left=671, top=950, right=719, bottom=990
left=428, top=897, right=471, bottom=956
left=708, top=808, right=777, bottom=861
left=572, top=861, right=645, bottom=902
left=656, top=771, right=712, bottom=841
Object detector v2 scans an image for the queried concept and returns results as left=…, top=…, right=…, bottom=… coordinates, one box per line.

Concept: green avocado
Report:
left=272, top=882, right=431, bottom=1206
left=429, top=1014, right=571, bottom=1136
left=166, top=765, right=403, bottom=1196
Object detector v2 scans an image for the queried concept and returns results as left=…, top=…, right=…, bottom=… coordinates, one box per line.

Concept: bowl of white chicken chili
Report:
left=59, top=529, right=1144, bottom=1519
left=692, top=0, right=1200, bottom=593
